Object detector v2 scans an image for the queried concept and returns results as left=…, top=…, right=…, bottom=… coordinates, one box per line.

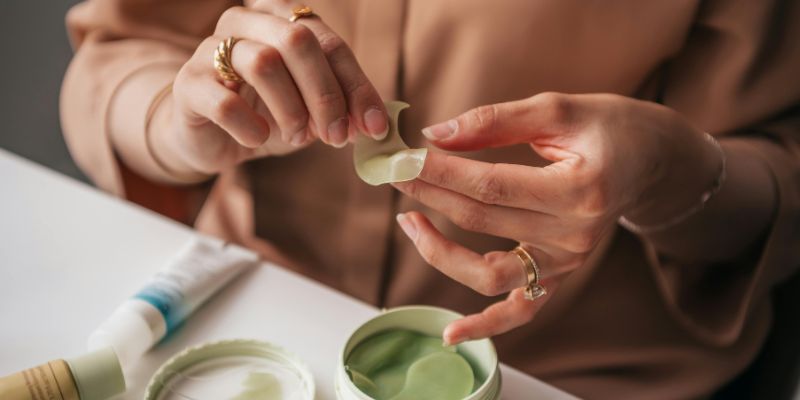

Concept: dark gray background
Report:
left=0, top=0, right=86, bottom=182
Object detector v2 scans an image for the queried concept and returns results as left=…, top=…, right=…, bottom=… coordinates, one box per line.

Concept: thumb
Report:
left=421, top=92, right=576, bottom=152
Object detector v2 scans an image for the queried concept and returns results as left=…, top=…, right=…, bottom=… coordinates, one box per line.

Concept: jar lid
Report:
left=144, top=339, right=315, bottom=400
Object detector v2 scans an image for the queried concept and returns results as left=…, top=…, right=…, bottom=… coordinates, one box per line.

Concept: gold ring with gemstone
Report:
left=289, top=5, right=315, bottom=22
left=510, top=245, right=547, bottom=301
left=213, top=37, right=243, bottom=83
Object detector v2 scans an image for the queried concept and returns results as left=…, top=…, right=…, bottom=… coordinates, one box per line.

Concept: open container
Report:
left=336, top=305, right=501, bottom=400
left=144, top=339, right=314, bottom=400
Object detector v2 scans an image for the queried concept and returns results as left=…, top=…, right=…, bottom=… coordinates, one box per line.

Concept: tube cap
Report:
left=66, top=347, right=126, bottom=400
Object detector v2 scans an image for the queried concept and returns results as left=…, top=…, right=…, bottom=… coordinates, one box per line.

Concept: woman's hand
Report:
left=393, top=93, right=724, bottom=345
left=156, top=1, right=388, bottom=176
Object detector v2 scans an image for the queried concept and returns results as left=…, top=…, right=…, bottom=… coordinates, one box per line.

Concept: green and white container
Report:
left=0, top=347, right=125, bottom=400
left=335, top=306, right=502, bottom=400
left=144, top=339, right=314, bottom=400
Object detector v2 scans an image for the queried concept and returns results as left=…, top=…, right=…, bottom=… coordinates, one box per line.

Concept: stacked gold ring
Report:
left=214, top=6, right=314, bottom=82
left=213, top=37, right=243, bottom=83
left=511, top=245, right=547, bottom=301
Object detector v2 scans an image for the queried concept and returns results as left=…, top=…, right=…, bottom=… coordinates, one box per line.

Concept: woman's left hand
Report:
left=393, top=92, right=724, bottom=345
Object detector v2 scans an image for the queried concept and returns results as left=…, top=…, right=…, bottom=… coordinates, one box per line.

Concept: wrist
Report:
left=622, top=132, right=725, bottom=231
left=625, top=138, right=776, bottom=263
left=147, top=94, right=214, bottom=183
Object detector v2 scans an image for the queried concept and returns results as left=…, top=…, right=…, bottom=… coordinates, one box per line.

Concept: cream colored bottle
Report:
left=0, top=347, right=125, bottom=400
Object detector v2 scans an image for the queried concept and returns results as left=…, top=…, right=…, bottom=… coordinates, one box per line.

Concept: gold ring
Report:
left=213, top=37, right=243, bottom=82
left=510, top=245, right=547, bottom=301
left=289, top=5, right=315, bottom=22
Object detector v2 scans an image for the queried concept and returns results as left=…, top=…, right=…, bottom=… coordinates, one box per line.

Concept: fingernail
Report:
left=364, top=107, right=389, bottom=140
left=328, top=117, right=349, bottom=148
left=290, top=130, right=306, bottom=147
left=422, top=119, right=458, bottom=140
left=443, top=326, right=466, bottom=345
left=396, top=213, right=418, bottom=241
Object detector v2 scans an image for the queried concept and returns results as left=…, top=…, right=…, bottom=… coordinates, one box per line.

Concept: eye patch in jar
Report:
left=345, top=329, right=476, bottom=400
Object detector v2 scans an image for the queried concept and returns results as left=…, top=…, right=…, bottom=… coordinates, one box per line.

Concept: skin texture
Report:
left=392, top=92, right=775, bottom=345
left=142, top=0, right=390, bottom=179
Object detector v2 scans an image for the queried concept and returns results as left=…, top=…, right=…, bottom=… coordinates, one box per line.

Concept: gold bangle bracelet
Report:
left=618, top=132, right=726, bottom=234
left=143, top=83, right=213, bottom=183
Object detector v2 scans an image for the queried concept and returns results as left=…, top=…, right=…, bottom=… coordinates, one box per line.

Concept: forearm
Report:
left=635, top=138, right=778, bottom=264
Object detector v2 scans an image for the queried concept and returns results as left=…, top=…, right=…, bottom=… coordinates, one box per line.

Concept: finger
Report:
left=295, top=18, right=389, bottom=139
left=396, top=211, right=529, bottom=297
left=234, top=4, right=388, bottom=139
left=230, top=39, right=311, bottom=146
left=398, top=158, right=609, bottom=257
left=245, top=91, right=287, bottom=157
left=252, top=0, right=389, bottom=139
left=443, top=283, right=558, bottom=345
left=217, top=7, right=349, bottom=147
left=180, top=65, right=270, bottom=148
left=421, top=92, right=581, bottom=153
left=417, top=152, right=573, bottom=213
left=392, top=179, right=562, bottom=247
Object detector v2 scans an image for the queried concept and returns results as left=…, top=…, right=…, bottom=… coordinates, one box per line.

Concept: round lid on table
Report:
left=145, top=339, right=315, bottom=400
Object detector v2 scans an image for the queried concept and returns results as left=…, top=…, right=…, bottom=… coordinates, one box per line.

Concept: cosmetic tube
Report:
left=0, top=347, right=125, bottom=400
left=88, top=237, right=259, bottom=368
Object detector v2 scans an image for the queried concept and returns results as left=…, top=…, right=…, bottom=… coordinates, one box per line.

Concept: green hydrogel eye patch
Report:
left=391, top=351, right=474, bottom=400
left=354, top=101, right=428, bottom=186
left=345, top=329, right=476, bottom=400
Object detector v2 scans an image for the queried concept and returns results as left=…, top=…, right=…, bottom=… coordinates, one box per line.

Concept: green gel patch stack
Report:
left=345, top=329, right=476, bottom=400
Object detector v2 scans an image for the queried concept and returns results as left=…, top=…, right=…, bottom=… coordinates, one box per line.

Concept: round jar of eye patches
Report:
left=336, top=306, right=501, bottom=400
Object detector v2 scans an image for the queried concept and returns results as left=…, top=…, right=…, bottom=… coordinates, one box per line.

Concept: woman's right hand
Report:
left=155, top=2, right=389, bottom=176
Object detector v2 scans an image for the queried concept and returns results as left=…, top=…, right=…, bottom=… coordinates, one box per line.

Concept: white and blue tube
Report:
left=88, top=237, right=258, bottom=369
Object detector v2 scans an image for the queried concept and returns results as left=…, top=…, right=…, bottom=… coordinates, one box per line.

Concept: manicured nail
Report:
left=328, top=117, right=349, bottom=148
left=422, top=119, right=458, bottom=140
left=364, top=107, right=389, bottom=140
left=443, top=325, right=466, bottom=345
left=396, top=213, right=418, bottom=241
left=290, top=130, right=306, bottom=147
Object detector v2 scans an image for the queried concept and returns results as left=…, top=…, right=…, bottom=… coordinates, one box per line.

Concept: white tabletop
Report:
left=0, top=149, right=576, bottom=400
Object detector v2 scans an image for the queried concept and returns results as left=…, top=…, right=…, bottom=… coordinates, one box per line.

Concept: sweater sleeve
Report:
left=646, top=0, right=800, bottom=346
left=60, top=0, right=238, bottom=195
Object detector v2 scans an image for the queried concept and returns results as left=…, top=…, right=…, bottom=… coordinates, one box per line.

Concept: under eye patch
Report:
left=354, top=101, right=428, bottom=186
left=345, top=329, right=476, bottom=400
